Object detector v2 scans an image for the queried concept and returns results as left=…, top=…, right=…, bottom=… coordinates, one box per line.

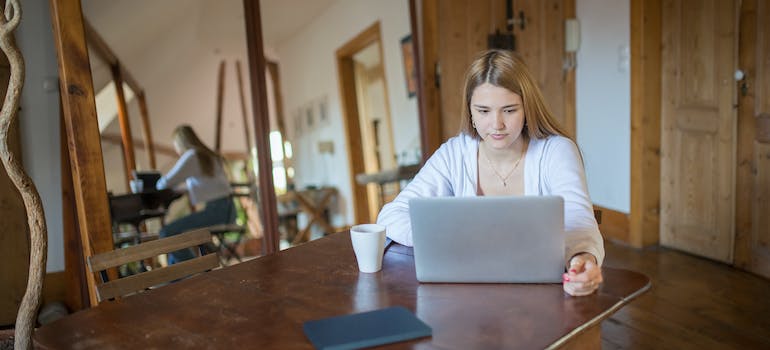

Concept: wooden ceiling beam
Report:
left=82, top=19, right=142, bottom=94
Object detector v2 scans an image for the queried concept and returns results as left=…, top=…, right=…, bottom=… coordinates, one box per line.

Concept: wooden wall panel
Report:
left=629, top=0, right=662, bottom=248
left=757, top=1, right=770, bottom=117
left=660, top=0, right=736, bottom=263
left=735, top=0, right=770, bottom=278
left=751, top=142, right=770, bottom=276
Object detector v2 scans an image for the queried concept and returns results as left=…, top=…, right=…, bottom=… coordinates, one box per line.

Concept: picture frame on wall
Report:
left=400, top=34, right=417, bottom=98
left=305, top=103, right=315, bottom=130
left=317, top=95, right=329, bottom=127
left=293, top=109, right=302, bottom=137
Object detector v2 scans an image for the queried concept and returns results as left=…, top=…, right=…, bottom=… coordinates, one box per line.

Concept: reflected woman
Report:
left=377, top=49, right=604, bottom=296
left=157, top=125, right=234, bottom=263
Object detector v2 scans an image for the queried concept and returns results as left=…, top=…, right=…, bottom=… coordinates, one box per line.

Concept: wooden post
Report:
left=214, top=60, right=225, bottom=153
left=50, top=0, right=116, bottom=306
left=629, top=0, right=662, bottom=247
left=112, top=64, right=135, bottom=187
left=60, top=111, right=88, bottom=312
left=243, top=0, right=279, bottom=255
left=136, top=91, right=156, bottom=169
left=236, top=60, right=252, bottom=154
left=266, top=61, right=290, bottom=186
left=411, top=0, right=443, bottom=162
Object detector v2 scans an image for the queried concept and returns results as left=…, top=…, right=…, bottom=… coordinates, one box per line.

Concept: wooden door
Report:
left=735, top=0, right=770, bottom=278
left=660, top=0, right=737, bottom=263
left=516, top=0, right=575, bottom=135
left=436, top=0, right=574, bottom=141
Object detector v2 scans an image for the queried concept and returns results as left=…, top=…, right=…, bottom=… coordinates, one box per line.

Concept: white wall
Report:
left=275, top=0, right=419, bottom=226
left=17, top=0, right=64, bottom=272
left=576, top=0, right=630, bottom=213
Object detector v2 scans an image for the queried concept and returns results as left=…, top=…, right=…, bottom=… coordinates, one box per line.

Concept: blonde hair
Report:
left=173, top=125, right=222, bottom=177
left=459, top=49, right=571, bottom=141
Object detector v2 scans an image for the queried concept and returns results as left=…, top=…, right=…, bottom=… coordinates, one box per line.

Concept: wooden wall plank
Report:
left=735, top=0, right=770, bottom=278
left=412, top=0, right=443, bottom=161
left=629, top=0, right=662, bottom=247
left=49, top=0, right=115, bottom=306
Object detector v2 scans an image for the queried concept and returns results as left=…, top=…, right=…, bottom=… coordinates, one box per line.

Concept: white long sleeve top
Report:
left=376, top=133, right=605, bottom=266
left=156, top=149, right=232, bottom=206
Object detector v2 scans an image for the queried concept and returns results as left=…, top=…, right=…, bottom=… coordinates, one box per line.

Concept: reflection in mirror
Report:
left=261, top=0, right=422, bottom=249
left=81, top=0, right=265, bottom=266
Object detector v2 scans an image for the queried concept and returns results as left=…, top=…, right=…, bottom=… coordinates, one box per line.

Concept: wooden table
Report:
left=34, top=232, right=649, bottom=349
left=108, top=189, right=183, bottom=245
left=278, top=187, right=338, bottom=244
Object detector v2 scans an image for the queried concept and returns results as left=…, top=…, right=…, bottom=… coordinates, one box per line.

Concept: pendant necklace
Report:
left=481, top=145, right=523, bottom=187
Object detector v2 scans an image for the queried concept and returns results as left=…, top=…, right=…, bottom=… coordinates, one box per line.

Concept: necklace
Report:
left=481, top=144, right=524, bottom=187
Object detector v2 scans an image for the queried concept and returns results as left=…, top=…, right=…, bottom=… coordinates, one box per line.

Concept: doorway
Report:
left=337, top=22, right=397, bottom=224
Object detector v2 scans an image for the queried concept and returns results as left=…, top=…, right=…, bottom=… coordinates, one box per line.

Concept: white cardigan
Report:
left=376, top=133, right=605, bottom=266
left=156, top=149, right=232, bottom=206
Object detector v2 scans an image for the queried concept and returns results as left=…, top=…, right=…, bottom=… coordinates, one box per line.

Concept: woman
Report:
left=377, top=49, right=603, bottom=296
left=157, top=125, right=234, bottom=263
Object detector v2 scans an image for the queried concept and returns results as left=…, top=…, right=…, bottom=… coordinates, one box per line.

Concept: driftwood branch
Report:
left=0, top=1, right=48, bottom=349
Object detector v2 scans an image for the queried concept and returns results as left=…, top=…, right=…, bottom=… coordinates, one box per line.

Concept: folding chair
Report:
left=87, top=228, right=219, bottom=302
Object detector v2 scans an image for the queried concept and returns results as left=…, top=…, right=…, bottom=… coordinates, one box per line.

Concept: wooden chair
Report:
left=87, top=228, right=219, bottom=302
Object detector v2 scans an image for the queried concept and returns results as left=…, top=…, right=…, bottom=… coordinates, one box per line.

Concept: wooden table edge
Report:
left=546, top=279, right=652, bottom=349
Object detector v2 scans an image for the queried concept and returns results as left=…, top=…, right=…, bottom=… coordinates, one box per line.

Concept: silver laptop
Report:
left=409, top=196, right=564, bottom=283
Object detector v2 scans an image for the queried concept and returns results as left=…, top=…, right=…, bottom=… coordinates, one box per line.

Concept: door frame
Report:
left=336, top=22, right=384, bottom=225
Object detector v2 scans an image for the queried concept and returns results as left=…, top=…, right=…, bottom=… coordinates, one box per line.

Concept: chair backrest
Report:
left=87, top=228, right=219, bottom=302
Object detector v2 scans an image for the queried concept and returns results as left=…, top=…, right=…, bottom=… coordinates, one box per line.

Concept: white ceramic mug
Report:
left=350, top=224, right=386, bottom=273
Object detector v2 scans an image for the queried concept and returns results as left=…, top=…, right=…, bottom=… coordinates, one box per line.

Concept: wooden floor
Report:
left=601, top=240, right=770, bottom=349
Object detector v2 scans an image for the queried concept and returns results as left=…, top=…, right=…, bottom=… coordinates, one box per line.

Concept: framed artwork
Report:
left=293, top=109, right=302, bottom=136
left=305, top=103, right=315, bottom=130
left=400, top=34, right=417, bottom=98
left=317, top=96, right=329, bottom=126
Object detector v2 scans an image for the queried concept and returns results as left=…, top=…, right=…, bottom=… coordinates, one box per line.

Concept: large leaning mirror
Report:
left=260, top=0, right=422, bottom=249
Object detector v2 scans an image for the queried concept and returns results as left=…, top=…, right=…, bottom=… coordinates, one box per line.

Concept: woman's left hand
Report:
left=562, top=253, right=603, bottom=296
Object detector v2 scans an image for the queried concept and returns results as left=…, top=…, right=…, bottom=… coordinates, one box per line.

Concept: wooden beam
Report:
left=49, top=0, right=116, bottom=306
left=265, top=61, right=291, bottom=185
left=629, top=0, right=662, bottom=247
left=59, top=111, right=88, bottom=312
left=100, top=133, right=176, bottom=157
left=243, top=0, right=280, bottom=255
left=82, top=19, right=141, bottom=93
left=136, top=91, right=156, bottom=169
left=412, top=0, right=443, bottom=161
left=236, top=60, right=253, bottom=154
left=214, top=60, right=225, bottom=153
left=111, top=64, right=135, bottom=186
